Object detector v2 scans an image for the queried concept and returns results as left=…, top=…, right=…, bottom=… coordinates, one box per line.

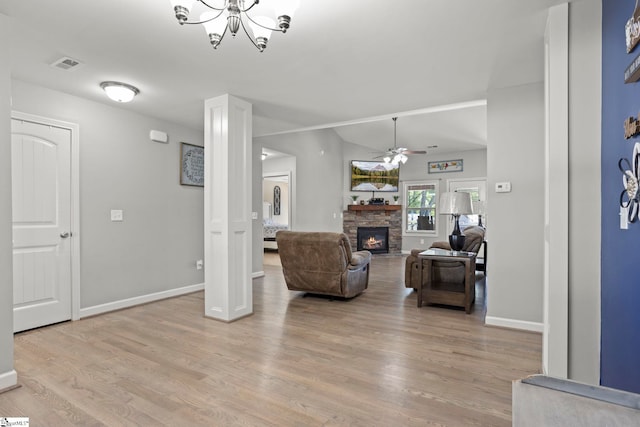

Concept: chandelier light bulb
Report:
left=250, top=16, right=275, bottom=40
left=201, top=11, right=228, bottom=37
left=169, top=0, right=195, bottom=24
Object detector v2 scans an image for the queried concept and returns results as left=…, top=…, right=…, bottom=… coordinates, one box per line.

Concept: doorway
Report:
left=446, top=178, right=487, bottom=264
left=446, top=178, right=488, bottom=232
left=11, top=113, right=80, bottom=332
left=262, top=172, right=291, bottom=252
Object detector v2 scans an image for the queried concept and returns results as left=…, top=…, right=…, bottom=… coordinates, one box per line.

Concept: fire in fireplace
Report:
left=357, top=227, right=389, bottom=254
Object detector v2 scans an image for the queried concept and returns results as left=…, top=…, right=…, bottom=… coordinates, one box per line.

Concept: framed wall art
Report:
left=428, top=159, right=463, bottom=174
left=180, top=142, right=204, bottom=187
left=273, top=186, right=281, bottom=215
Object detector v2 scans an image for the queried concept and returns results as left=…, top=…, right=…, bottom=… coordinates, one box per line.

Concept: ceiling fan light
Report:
left=400, top=154, right=408, bottom=164
left=383, top=156, right=392, bottom=163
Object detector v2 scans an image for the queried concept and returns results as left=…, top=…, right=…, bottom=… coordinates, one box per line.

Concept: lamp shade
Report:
left=439, top=192, right=473, bottom=215
left=472, top=200, right=485, bottom=215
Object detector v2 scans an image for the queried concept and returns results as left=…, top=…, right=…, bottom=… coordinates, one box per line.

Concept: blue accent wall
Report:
left=602, top=0, right=640, bottom=394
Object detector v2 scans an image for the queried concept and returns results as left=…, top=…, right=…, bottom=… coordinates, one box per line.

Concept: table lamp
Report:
left=472, top=200, right=486, bottom=228
left=439, top=192, right=473, bottom=251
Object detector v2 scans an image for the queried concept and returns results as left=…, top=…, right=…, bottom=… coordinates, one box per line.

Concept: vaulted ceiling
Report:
left=1, top=0, right=568, bottom=154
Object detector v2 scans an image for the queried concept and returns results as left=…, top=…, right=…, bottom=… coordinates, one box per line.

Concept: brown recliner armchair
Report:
left=276, top=231, right=371, bottom=298
left=405, top=226, right=485, bottom=290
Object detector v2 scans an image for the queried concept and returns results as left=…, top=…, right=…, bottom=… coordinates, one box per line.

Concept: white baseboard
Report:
left=80, top=283, right=204, bottom=318
left=0, top=369, right=17, bottom=392
left=485, top=316, right=544, bottom=333
left=252, top=271, right=265, bottom=279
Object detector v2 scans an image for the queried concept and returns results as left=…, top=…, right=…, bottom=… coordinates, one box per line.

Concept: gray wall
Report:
left=11, top=80, right=205, bottom=309
left=256, top=129, right=344, bottom=232
left=568, top=0, right=601, bottom=385
left=487, top=82, right=545, bottom=324
left=251, top=143, right=263, bottom=275
left=342, top=141, right=487, bottom=252
left=0, top=13, right=15, bottom=383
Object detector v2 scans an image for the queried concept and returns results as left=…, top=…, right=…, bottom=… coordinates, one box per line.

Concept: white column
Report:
left=543, top=3, right=569, bottom=378
left=204, top=94, right=253, bottom=321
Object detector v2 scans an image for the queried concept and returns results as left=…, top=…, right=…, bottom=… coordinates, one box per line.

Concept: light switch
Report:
left=251, top=212, right=258, bottom=220
left=111, top=209, right=123, bottom=222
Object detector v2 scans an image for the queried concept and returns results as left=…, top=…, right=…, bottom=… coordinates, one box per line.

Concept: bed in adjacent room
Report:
left=263, top=202, right=289, bottom=249
left=263, top=218, right=289, bottom=250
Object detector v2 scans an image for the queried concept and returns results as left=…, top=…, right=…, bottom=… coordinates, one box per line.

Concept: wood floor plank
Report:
left=0, top=254, right=541, bottom=426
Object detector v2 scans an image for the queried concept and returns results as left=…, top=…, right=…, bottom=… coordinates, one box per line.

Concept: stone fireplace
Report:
left=357, top=227, right=389, bottom=254
left=343, top=205, right=401, bottom=254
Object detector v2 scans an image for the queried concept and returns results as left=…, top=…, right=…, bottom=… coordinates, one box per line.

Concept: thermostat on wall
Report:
left=495, top=182, right=512, bottom=193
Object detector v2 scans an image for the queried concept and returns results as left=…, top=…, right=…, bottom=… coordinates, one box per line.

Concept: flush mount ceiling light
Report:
left=169, top=0, right=300, bottom=52
left=100, top=81, right=140, bottom=103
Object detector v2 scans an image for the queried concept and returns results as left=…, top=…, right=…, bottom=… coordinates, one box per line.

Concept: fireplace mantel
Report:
left=347, top=205, right=401, bottom=213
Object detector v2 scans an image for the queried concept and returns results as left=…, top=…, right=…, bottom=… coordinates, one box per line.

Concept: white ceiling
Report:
left=0, top=0, right=568, bottom=154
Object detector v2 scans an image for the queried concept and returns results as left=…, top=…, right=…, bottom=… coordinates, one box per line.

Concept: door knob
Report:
left=60, top=232, right=70, bottom=238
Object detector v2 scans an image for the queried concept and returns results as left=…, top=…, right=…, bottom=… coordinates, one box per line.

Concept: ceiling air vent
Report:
left=49, top=56, right=83, bottom=71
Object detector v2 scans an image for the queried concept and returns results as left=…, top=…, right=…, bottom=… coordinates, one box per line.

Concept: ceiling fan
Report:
left=376, top=117, right=433, bottom=165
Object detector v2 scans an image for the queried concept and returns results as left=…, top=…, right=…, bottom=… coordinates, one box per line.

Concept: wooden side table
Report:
left=417, top=248, right=477, bottom=314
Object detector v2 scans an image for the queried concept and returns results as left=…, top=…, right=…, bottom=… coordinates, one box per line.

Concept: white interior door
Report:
left=11, top=118, right=72, bottom=332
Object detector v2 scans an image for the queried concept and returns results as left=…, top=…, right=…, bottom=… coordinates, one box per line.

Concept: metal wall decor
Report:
left=625, top=1, right=640, bottom=83
left=619, top=143, right=640, bottom=223
left=624, top=115, right=640, bottom=139
left=627, top=0, right=640, bottom=53
left=274, top=186, right=281, bottom=216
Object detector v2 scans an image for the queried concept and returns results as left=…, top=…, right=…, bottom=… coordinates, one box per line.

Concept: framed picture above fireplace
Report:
left=350, top=160, right=399, bottom=192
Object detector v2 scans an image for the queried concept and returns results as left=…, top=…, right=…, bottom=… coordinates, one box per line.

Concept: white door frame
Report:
left=542, top=4, right=569, bottom=378
left=263, top=171, right=293, bottom=229
left=445, top=177, right=488, bottom=235
left=12, top=111, right=81, bottom=321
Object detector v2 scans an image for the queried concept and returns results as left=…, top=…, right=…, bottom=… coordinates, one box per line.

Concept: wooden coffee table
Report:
left=417, top=248, right=477, bottom=314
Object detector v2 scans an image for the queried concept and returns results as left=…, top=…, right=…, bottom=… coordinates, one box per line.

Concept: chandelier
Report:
left=169, top=0, right=299, bottom=52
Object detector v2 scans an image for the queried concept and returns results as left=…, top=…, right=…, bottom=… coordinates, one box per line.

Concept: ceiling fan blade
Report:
left=403, top=150, right=427, bottom=155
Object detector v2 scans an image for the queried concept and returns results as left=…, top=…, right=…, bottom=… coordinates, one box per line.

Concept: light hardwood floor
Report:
left=0, top=254, right=541, bottom=426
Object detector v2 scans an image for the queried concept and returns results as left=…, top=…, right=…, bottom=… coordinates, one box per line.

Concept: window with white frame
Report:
left=403, top=180, right=438, bottom=234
